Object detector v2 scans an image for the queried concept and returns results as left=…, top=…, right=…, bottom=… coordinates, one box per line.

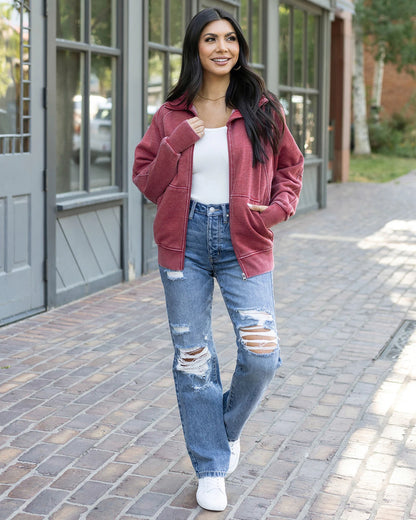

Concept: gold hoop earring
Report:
left=233, top=65, right=241, bottom=71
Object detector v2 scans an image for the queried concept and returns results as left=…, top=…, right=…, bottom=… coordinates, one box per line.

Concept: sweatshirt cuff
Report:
left=260, top=203, right=287, bottom=228
left=166, top=120, right=200, bottom=154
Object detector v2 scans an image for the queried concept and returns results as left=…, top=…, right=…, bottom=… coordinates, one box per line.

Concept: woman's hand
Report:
left=187, top=117, right=205, bottom=138
left=248, top=203, right=268, bottom=213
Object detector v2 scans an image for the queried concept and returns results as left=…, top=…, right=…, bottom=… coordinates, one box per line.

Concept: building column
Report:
left=330, top=11, right=353, bottom=182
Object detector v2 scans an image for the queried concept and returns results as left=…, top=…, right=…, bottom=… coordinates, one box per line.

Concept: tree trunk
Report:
left=370, top=44, right=385, bottom=122
left=352, top=23, right=371, bottom=154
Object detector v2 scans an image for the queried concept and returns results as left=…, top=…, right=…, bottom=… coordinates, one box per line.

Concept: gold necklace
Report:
left=197, top=93, right=226, bottom=102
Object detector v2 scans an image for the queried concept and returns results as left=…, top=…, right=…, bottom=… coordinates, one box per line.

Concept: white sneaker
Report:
left=226, top=439, right=240, bottom=477
left=196, top=477, right=227, bottom=511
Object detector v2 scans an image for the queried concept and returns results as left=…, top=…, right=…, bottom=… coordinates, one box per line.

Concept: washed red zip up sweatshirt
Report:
left=132, top=95, right=304, bottom=278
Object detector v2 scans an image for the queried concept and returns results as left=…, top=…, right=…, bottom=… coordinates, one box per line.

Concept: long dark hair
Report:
left=167, top=8, right=284, bottom=166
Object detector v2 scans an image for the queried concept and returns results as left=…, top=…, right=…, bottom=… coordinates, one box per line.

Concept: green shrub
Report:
left=396, top=127, right=416, bottom=158
left=368, top=110, right=416, bottom=158
left=368, top=120, right=400, bottom=154
left=390, top=112, right=410, bottom=132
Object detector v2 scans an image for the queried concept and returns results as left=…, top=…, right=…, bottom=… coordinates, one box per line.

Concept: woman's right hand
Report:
left=187, top=117, right=205, bottom=138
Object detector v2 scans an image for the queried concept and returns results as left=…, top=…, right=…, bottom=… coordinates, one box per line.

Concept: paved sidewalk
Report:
left=0, top=171, right=415, bottom=520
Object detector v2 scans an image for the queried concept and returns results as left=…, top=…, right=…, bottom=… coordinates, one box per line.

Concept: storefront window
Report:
left=147, top=0, right=185, bottom=125
left=240, top=0, right=249, bottom=36
left=307, top=15, right=318, bottom=89
left=0, top=0, right=31, bottom=154
left=56, top=0, right=82, bottom=41
left=293, top=10, right=304, bottom=88
left=56, top=50, right=83, bottom=193
left=292, top=95, right=304, bottom=149
left=91, top=0, right=116, bottom=47
left=240, top=0, right=264, bottom=76
left=90, top=54, right=115, bottom=188
left=251, top=0, right=262, bottom=65
left=306, top=94, right=317, bottom=155
left=147, top=50, right=165, bottom=125
left=149, top=0, right=164, bottom=44
left=170, top=0, right=186, bottom=48
left=56, top=1, right=120, bottom=194
left=279, top=4, right=320, bottom=157
left=169, top=53, right=182, bottom=89
left=279, top=5, right=289, bottom=87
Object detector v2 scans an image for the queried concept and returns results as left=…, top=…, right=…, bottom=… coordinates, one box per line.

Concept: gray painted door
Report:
left=0, top=3, right=45, bottom=324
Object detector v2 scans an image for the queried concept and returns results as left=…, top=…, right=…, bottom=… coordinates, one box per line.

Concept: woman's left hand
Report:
left=248, top=203, right=268, bottom=213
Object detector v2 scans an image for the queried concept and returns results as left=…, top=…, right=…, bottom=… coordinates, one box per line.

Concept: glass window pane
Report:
left=170, top=0, right=185, bottom=48
left=22, top=3, right=29, bottom=27
left=56, top=0, right=82, bottom=41
left=23, top=116, right=29, bottom=134
left=292, top=94, right=304, bottom=152
left=305, top=95, right=317, bottom=155
left=56, top=50, right=83, bottom=193
left=293, top=9, right=304, bottom=88
left=147, top=50, right=165, bottom=125
left=169, top=53, right=181, bottom=90
left=90, top=54, right=114, bottom=189
left=279, top=93, right=290, bottom=123
left=240, top=0, right=248, bottom=39
left=91, top=0, right=116, bottom=47
left=279, top=5, right=290, bottom=86
left=149, top=0, right=164, bottom=44
left=0, top=1, right=32, bottom=154
left=252, top=65, right=264, bottom=78
left=0, top=2, right=21, bottom=138
left=307, top=14, right=318, bottom=88
left=251, top=0, right=262, bottom=64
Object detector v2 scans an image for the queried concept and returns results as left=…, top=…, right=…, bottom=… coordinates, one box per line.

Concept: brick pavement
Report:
left=0, top=171, right=415, bottom=520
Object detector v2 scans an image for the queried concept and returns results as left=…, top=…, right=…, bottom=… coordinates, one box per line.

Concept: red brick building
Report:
left=364, top=50, right=416, bottom=119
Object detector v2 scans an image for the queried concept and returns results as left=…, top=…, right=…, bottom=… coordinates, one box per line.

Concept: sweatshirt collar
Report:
left=164, top=93, right=269, bottom=122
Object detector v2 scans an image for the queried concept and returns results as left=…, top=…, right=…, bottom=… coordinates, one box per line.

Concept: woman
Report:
left=133, top=8, right=303, bottom=512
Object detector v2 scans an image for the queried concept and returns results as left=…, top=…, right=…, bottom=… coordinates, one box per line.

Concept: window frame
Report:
left=144, top=0, right=188, bottom=129
left=278, top=2, right=321, bottom=158
left=55, top=0, right=124, bottom=202
left=239, top=0, right=266, bottom=77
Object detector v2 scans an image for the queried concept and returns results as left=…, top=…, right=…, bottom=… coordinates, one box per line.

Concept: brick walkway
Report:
left=0, top=171, right=415, bottom=520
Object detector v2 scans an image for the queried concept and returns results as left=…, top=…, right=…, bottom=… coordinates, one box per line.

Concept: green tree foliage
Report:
left=355, top=0, right=416, bottom=74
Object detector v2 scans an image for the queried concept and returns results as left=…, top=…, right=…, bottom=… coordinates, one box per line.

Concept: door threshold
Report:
left=0, top=306, right=46, bottom=328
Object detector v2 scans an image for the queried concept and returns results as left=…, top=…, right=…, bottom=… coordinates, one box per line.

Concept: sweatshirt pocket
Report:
left=247, top=202, right=274, bottom=241
left=154, top=187, right=188, bottom=250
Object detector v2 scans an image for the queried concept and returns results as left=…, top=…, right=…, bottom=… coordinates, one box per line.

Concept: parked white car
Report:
left=72, top=96, right=111, bottom=163
left=89, top=102, right=112, bottom=162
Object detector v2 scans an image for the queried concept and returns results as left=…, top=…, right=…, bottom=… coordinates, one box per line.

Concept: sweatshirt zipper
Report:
left=179, top=110, right=196, bottom=272
left=226, top=121, right=248, bottom=281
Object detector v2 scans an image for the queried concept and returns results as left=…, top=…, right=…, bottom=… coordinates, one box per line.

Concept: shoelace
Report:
left=229, top=440, right=239, bottom=452
left=203, top=477, right=225, bottom=491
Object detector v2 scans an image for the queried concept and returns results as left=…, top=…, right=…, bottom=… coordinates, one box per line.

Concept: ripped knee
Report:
left=239, top=325, right=278, bottom=354
left=176, top=346, right=211, bottom=376
left=166, top=270, right=184, bottom=280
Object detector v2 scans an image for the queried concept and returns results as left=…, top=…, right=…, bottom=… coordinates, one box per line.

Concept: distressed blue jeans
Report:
left=159, top=201, right=281, bottom=478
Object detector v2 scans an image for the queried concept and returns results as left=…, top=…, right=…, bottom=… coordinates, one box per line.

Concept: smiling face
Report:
left=198, top=19, right=240, bottom=78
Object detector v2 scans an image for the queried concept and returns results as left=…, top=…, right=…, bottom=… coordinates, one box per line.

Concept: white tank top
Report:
left=191, top=126, right=229, bottom=204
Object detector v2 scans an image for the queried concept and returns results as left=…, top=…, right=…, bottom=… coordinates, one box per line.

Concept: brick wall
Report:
left=364, top=49, right=416, bottom=119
